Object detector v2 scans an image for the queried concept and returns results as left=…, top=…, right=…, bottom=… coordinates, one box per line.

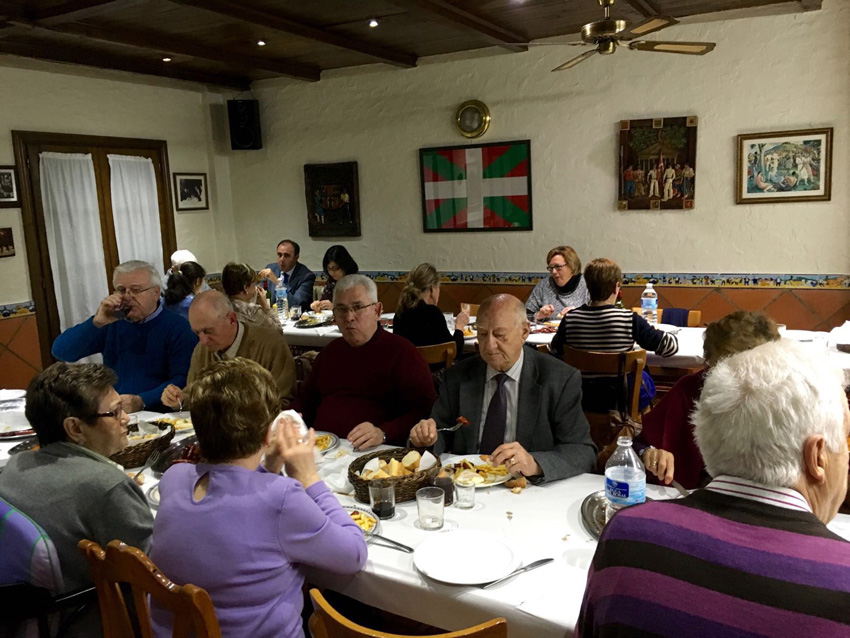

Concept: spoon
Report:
left=480, top=557, right=554, bottom=589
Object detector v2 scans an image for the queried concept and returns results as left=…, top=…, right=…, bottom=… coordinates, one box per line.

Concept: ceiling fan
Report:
left=528, top=0, right=716, bottom=72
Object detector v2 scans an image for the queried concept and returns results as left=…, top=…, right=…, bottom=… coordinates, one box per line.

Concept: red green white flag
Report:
left=420, top=141, right=531, bottom=231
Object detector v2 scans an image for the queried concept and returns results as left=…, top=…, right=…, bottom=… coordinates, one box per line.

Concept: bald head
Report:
left=189, top=290, right=239, bottom=353
left=478, top=294, right=527, bottom=327
left=477, top=295, right=530, bottom=372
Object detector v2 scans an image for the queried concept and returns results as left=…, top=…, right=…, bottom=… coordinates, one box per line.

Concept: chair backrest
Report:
left=78, top=539, right=220, bottom=638
left=631, top=307, right=701, bottom=327
left=308, top=589, right=507, bottom=638
left=460, top=303, right=480, bottom=317
left=0, top=497, right=63, bottom=594
left=416, top=341, right=457, bottom=368
left=560, top=345, right=647, bottom=420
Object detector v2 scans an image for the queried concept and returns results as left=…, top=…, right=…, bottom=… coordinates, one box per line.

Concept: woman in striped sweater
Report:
left=550, top=258, right=677, bottom=412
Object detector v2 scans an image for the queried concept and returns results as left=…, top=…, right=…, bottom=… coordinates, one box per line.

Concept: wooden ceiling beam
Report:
left=388, top=0, right=527, bottom=52
left=29, top=0, right=139, bottom=26
left=34, top=22, right=320, bottom=81
left=622, top=0, right=660, bottom=18
left=168, top=0, right=418, bottom=68
left=0, top=39, right=251, bottom=88
left=799, top=0, right=822, bottom=10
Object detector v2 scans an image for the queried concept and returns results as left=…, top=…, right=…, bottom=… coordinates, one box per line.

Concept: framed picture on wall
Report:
left=736, top=128, right=833, bottom=204
left=0, top=166, right=20, bottom=208
left=0, top=227, right=14, bottom=258
left=173, top=172, right=209, bottom=211
left=618, top=116, right=698, bottom=211
left=419, top=139, right=532, bottom=232
left=304, top=162, right=361, bottom=237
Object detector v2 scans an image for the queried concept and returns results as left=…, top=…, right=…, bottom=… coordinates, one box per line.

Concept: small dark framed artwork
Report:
left=173, top=173, right=209, bottom=211
left=0, top=166, right=20, bottom=208
left=0, top=227, right=15, bottom=258
left=304, top=162, right=360, bottom=237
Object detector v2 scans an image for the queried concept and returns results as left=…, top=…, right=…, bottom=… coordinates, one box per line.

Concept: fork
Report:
left=436, top=422, right=465, bottom=434
left=133, top=449, right=161, bottom=481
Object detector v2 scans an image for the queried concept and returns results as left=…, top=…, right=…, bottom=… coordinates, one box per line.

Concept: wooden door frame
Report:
left=12, top=130, right=177, bottom=368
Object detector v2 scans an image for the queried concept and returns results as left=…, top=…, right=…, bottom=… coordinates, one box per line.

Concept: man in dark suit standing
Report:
left=410, top=294, right=596, bottom=483
left=258, top=239, right=317, bottom=311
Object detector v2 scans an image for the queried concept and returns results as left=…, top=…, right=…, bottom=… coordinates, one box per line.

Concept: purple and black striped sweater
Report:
left=577, top=489, right=850, bottom=637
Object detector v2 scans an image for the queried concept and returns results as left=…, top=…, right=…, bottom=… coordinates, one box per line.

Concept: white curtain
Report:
left=39, top=152, right=109, bottom=333
left=108, top=154, right=164, bottom=272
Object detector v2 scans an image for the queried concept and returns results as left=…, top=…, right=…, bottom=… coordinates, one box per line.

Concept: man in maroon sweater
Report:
left=293, top=274, right=435, bottom=449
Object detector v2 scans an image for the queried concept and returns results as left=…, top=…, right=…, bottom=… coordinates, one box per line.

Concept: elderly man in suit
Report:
left=410, top=294, right=596, bottom=483
left=258, top=239, right=316, bottom=312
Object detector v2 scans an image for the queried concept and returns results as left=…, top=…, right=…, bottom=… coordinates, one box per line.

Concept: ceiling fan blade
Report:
left=628, top=40, right=716, bottom=55
left=523, top=41, right=587, bottom=46
left=551, top=49, right=597, bottom=72
left=620, top=15, right=678, bottom=40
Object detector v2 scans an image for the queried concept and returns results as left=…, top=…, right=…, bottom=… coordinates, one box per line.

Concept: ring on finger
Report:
left=510, top=457, right=516, bottom=465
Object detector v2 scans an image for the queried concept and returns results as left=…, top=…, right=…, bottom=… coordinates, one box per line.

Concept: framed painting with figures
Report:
left=618, top=116, right=698, bottom=211
left=304, top=162, right=360, bottom=237
left=736, top=128, right=832, bottom=204
left=0, top=227, right=14, bottom=258
left=0, top=166, right=19, bottom=208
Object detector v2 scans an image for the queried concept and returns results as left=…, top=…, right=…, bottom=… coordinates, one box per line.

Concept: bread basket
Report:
left=348, top=448, right=441, bottom=504
left=110, top=423, right=174, bottom=468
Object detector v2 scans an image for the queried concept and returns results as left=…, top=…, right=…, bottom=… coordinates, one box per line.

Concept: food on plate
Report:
left=315, top=434, right=333, bottom=451
left=462, top=326, right=476, bottom=337
left=173, top=443, right=201, bottom=465
left=445, top=458, right=509, bottom=485
left=359, top=451, right=424, bottom=480
left=456, top=468, right=483, bottom=486
left=349, top=509, right=377, bottom=533
left=152, top=417, right=193, bottom=431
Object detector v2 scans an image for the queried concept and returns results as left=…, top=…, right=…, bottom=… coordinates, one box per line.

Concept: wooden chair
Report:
left=631, top=307, right=701, bottom=327
left=308, top=589, right=508, bottom=638
left=416, top=342, right=457, bottom=368
left=460, top=303, right=480, bottom=317
left=78, top=539, right=221, bottom=638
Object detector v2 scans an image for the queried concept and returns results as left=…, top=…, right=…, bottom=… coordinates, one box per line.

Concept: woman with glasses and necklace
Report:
left=0, top=362, right=153, bottom=594
left=310, top=245, right=359, bottom=313
left=525, top=245, right=590, bottom=322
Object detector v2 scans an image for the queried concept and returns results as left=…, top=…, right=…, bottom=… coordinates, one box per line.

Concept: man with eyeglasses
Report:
left=293, top=274, right=435, bottom=449
left=52, top=260, right=197, bottom=413
left=258, top=239, right=317, bottom=312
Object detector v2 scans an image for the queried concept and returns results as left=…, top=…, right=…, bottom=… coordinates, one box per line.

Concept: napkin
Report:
left=270, top=410, right=322, bottom=464
left=829, top=321, right=850, bottom=346
left=419, top=450, right=437, bottom=471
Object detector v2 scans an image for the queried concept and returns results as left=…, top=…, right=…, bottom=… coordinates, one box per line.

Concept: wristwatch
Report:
left=381, top=430, right=387, bottom=444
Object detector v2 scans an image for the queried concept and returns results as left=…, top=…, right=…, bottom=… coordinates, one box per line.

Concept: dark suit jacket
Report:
left=265, top=261, right=317, bottom=311
left=431, top=348, right=597, bottom=483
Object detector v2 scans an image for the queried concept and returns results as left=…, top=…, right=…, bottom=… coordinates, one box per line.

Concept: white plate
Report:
left=655, top=323, right=680, bottom=334
left=314, top=431, right=340, bottom=454
left=414, top=530, right=521, bottom=585
left=443, top=455, right=512, bottom=488
left=147, top=484, right=160, bottom=507
left=462, top=329, right=477, bottom=340
left=0, top=406, right=35, bottom=439
left=0, top=389, right=26, bottom=401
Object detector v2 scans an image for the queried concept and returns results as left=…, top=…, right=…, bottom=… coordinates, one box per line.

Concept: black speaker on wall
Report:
left=227, top=99, right=263, bottom=150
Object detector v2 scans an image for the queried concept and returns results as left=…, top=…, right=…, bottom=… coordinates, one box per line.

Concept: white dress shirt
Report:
left=477, top=349, right=524, bottom=448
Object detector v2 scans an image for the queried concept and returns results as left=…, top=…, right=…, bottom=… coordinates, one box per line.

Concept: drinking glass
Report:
left=432, top=474, right=454, bottom=506
left=290, top=306, right=302, bottom=321
left=416, top=486, right=445, bottom=530
left=368, top=481, right=395, bottom=520
left=454, top=477, right=476, bottom=509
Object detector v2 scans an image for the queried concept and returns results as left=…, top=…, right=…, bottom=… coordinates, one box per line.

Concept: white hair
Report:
left=113, top=260, right=162, bottom=290
left=693, top=340, right=847, bottom=487
left=171, top=249, right=197, bottom=268
left=333, top=274, right=377, bottom=303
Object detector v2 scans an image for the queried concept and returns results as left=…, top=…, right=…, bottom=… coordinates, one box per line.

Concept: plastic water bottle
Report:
left=640, top=282, right=658, bottom=325
left=275, top=280, right=288, bottom=323
left=604, top=436, right=646, bottom=522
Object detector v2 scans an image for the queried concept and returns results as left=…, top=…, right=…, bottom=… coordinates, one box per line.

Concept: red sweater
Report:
left=293, top=327, right=436, bottom=444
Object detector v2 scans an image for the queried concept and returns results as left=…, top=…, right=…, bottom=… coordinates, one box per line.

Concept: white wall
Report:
left=0, top=60, right=233, bottom=305
left=231, top=0, right=849, bottom=277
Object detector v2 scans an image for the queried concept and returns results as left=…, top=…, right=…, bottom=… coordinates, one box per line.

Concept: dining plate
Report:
left=462, top=328, right=477, bottom=339
left=443, top=455, right=512, bottom=488
left=414, top=530, right=521, bottom=585
left=0, top=399, right=35, bottom=439
left=344, top=505, right=381, bottom=540
left=151, top=435, right=200, bottom=477
left=0, top=389, right=26, bottom=401
left=654, top=323, right=680, bottom=334
left=314, top=431, right=340, bottom=454
left=294, top=316, right=334, bottom=329
left=147, top=484, right=161, bottom=507
left=149, top=415, right=194, bottom=435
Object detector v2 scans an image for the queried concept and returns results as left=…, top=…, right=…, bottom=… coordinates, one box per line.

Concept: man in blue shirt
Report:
left=258, top=239, right=317, bottom=312
left=52, top=260, right=197, bottom=412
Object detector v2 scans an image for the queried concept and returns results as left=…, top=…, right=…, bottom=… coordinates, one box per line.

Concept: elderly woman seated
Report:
left=221, top=261, right=280, bottom=331
left=525, top=245, right=590, bottom=321
left=0, top=362, right=153, bottom=592
left=150, top=358, right=367, bottom=638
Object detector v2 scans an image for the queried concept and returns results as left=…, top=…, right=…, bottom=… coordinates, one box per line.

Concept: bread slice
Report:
left=402, top=450, right=421, bottom=471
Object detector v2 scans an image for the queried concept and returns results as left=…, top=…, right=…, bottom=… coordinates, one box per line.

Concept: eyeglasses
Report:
left=546, top=264, right=568, bottom=272
left=88, top=405, right=126, bottom=420
left=333, top=302, right=377, bottom=318
left=114, top=285, right=155, bottom=297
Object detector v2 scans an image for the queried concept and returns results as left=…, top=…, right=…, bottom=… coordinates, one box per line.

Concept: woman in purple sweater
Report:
left=150, top=358, right=367, bottom=638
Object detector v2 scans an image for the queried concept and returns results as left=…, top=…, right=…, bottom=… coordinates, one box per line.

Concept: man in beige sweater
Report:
left=161, top=291, right=296, bottom=409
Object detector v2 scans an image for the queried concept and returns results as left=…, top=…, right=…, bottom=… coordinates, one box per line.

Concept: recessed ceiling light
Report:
left=368, top=18, right=379, bottom=28
left=162, top=57, right=172, bottom=62
left=257, top=40, right=266, bottom=46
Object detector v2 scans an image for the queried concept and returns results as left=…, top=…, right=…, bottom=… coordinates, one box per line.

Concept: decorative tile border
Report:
left=0, top=301, right=35, bottom=319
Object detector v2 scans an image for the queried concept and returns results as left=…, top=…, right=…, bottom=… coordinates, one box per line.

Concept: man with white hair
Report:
left=577, top=340, right=850, bottom=637
left=294, top=274, right=435, bottom=449
left=411, top=294, right=596, bottom=483
left=161, top=290, right=296, bottom=409
left=52, top=260, right=197, bottom=412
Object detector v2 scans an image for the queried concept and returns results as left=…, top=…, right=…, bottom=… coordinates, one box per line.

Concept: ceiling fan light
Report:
left=368, top=18, right=379, bottom=28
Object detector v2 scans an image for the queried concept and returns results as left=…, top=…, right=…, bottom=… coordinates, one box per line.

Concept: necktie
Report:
left=479, top=373, right=508, bottom=455
left=283, top=272, right=290, bottom=285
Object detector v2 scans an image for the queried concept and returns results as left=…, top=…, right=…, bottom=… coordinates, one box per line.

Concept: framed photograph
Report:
left=0, top=166, right=20, bottom=208
left=0, top=227, right=14, bottom=258
left=304, top=162, right=360, bottom=237
left=736, top=128, right=832, bottom=204
left=173, top=173, right=209, bottom=211
left=419, top=139, right=532, bottom=232
left=618, top=116, right=697, bottom=211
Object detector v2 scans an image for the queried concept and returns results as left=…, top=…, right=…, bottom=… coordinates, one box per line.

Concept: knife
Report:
left=670, top=480, right=690, bottom=498
left=371, top=533, right=414, bottom=554
left=480, top=557, right=554, bottom=589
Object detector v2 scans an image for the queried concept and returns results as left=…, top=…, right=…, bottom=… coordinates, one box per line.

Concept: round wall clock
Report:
left=455, top=100, right=491, bottom=139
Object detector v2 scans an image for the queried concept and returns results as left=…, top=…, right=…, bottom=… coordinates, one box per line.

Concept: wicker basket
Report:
left=348, top=448, right=442, bottom=505
left=111, top=424, right=174, bottom=468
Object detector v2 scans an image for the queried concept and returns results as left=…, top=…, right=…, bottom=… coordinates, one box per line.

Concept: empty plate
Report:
left=414, top=529, right=520, bottom=585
